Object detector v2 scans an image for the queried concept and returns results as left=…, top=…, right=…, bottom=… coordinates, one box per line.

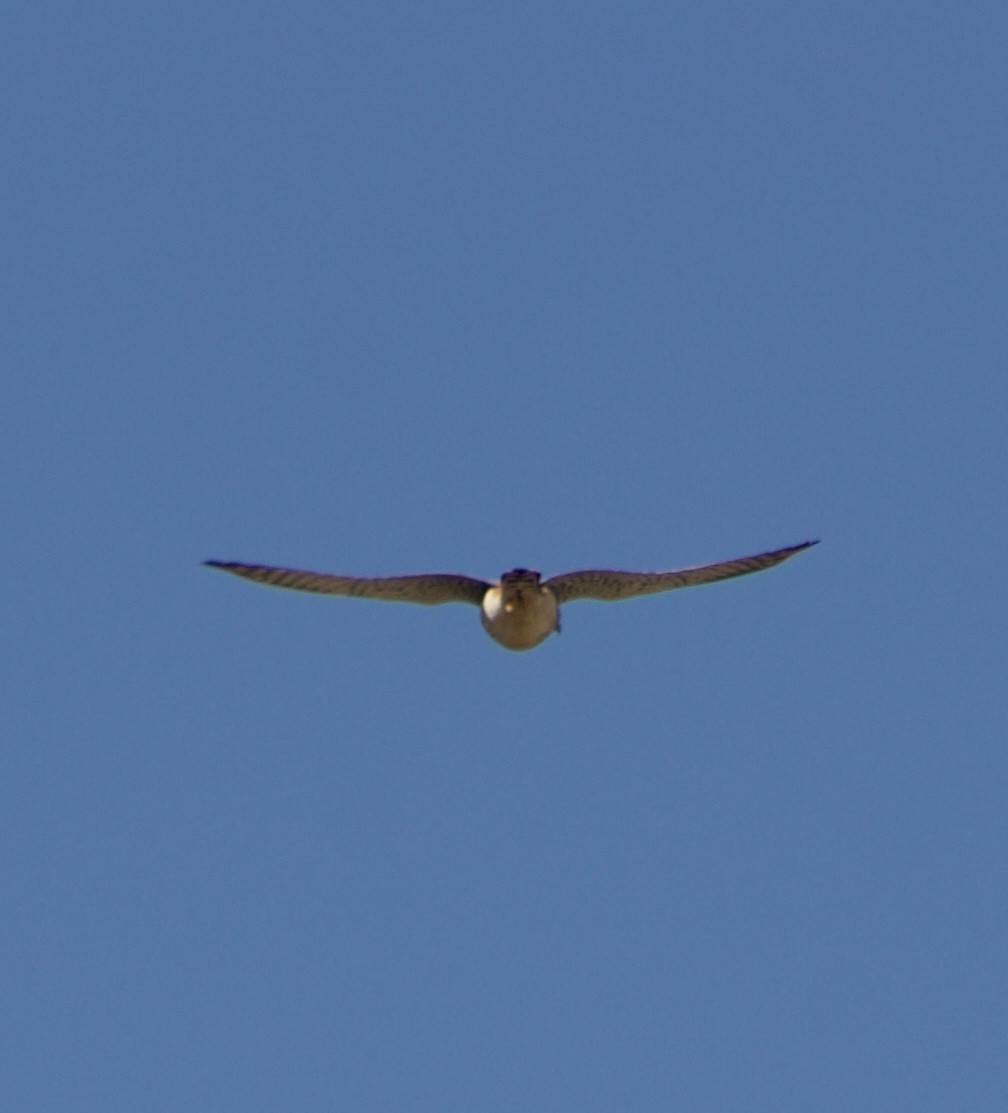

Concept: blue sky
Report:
left=3, top=3, right=1006, bottom=1110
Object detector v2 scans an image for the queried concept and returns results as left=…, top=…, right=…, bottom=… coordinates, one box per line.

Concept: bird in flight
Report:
left=205, top=540, right=817, bottom=652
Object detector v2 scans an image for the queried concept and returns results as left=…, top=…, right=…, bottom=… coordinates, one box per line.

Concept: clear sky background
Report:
left=3, top=3, right=1006, bottom=1110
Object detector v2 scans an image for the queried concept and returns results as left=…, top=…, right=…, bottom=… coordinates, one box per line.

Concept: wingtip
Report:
left=780, top=540, right=819, bottom=560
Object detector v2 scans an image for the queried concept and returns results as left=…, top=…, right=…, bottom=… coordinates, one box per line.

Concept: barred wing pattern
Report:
left=544, top=541, right=817, bottom=604
left=204, top=561, right=490, bottom=605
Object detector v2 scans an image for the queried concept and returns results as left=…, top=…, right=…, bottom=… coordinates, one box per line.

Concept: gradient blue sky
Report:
left=4, top=3, right=1006, bottom=1110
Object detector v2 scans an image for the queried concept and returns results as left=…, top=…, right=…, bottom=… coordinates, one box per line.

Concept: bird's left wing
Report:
left=544, top=541, right=817, bottom=603
left=204, top=561, right=490, bottom=605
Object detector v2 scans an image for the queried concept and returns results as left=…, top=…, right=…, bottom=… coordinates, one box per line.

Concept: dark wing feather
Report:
left=544, top=541, right=817, bottom=604
left=204, top=561, right=489, bottom=605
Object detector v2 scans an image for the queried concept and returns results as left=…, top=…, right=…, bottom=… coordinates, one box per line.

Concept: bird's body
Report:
left=205, top=540, right=817, bottom=652
left=479, top=569, right=560, bottom=650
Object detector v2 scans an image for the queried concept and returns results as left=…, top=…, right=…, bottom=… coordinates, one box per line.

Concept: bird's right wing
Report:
left=545, top=541, right=817, bottom=603
left=204, top=561, right=490, bottom=605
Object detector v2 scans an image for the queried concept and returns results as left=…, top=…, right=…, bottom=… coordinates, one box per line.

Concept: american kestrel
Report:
left=205, top=540, right=816, bottom=652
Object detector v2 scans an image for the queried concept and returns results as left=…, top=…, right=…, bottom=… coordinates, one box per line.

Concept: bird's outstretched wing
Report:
left=544, top=541, right=817, bottom=604
left=204, top=561, right=490, bottom=605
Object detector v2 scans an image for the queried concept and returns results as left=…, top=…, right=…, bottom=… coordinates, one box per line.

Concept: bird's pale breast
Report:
left=480, top=585, right=559, bottom=651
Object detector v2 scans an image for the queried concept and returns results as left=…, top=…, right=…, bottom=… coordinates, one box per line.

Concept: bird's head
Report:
left=499, top=568, right=542, bottom=608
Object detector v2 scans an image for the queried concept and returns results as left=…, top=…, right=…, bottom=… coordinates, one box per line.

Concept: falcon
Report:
left=204, top=540, right=817, bottom=652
